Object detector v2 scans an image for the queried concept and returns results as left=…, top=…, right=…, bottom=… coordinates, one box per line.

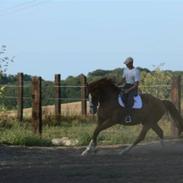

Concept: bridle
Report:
left=88, top=93, right=98, bottom=114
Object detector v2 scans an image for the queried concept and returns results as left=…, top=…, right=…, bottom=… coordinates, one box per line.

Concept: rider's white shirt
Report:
left=122, top=67, right=140, bottom=84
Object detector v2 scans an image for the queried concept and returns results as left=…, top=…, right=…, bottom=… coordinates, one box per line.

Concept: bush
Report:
left=140, top=66, right=172, bottom=99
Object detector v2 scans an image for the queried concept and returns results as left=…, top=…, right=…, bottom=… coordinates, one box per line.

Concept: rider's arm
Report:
left=125, top=81, right=139, bottom=93
left=125, top=68, right=140, bottom=93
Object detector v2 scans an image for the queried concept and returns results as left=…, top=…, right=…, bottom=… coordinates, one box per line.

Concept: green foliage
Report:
left=0, top=86, right=5, bottom=97
left=87, top=68, right=123, bottom=83
left=61, top=76, right=81, bottom=103
left=0, top=118, right=171, bottom=146
left=0, top=63, right=181, bottom=109
left=140, top=66, right=173, bottom=99
left=0, top=45, right=14, bottom=75
left=0, top=45, right=14, bottom=110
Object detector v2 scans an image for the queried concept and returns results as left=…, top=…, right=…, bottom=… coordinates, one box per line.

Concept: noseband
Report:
left=89, top=94, right=98, bottom=114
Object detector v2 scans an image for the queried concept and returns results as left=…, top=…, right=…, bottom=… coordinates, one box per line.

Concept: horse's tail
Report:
left=162, top=100, right=183, bottom=135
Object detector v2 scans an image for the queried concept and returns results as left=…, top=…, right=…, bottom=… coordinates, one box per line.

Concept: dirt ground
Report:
left=0, top=139, right=183, bottom=183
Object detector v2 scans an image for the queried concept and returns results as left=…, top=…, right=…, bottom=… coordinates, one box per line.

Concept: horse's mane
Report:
left=88, top=77, right=119, bottom=92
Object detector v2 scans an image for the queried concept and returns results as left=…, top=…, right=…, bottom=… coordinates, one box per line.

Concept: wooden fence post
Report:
left=17, top=73, right=23, bottom=123
left=171, top=75, right=181, bottom=137
left=55, top=74, right=61, bottom=125
left=80, top=74, right=87, bottom=116
left=32, top=77, right=42, bottom=136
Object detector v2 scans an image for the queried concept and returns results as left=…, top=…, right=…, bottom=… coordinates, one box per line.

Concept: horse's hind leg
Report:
left=81, top=119, right=114, bottom=156
left=151, top=123, right=164, bottom=147
left=119, top=124, right=150, bottom=155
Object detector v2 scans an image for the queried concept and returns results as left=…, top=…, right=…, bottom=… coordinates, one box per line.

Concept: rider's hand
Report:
left=124, top=89, right=129, bottom=94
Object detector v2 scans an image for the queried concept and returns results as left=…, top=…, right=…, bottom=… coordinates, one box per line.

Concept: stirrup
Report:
left=125, top=115, right=132, bottom=123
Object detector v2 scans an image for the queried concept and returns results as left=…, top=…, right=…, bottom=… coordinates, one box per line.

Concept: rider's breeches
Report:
left=123, top=84, right=138, bottom=115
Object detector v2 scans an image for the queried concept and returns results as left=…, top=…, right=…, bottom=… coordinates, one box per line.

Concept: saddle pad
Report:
left=118, top=95, right=143, bottom=109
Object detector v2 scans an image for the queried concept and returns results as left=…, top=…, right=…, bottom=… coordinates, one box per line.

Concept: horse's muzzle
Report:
left=88, top=93, right=98, bottom=114
left=89, top=103, right=97, bottom=114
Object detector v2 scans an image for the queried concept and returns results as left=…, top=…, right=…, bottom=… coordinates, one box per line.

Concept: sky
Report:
left=0, top=0, right=183, bottom=80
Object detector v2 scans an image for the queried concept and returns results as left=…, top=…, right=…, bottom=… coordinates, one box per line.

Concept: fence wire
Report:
left=0, top=83, right=173, bottom=110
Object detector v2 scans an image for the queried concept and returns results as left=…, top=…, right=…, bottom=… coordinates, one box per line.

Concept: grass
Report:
left=0, top=114, right=173, bottom=147
left=0, top=122, right=51, bottom=146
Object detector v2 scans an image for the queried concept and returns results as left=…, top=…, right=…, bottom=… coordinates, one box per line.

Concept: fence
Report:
left=15, top=73, right=87, bottom=135
left=1, top=73, right=182, bottom=137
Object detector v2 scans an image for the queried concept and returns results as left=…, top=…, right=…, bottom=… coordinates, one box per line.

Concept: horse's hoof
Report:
left=178, top=129, right=182, bottom=137
left=81, top=152, right=87, bottom=157
left=160, top=139, right=165, bottom=148
left=92, top=148, right=97, bottom=154
left=119, top=149, right=129, bottom=155
left=119, top=151, right=125, bottom=155
left=81, top=150, right=88, bottom=156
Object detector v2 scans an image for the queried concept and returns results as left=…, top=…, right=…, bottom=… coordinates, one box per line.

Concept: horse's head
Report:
left=88, top=93, right=98, bottom=114
left=87, top=78, right=119, bottom=114
left=87, top=82, right=100, bottom=114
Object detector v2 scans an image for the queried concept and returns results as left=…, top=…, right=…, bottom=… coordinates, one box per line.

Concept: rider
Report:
left=122, top=57, right=141, bottom=123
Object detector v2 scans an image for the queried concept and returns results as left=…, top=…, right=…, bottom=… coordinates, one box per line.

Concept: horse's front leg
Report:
left=81, top=119, right=114, bottom=156
left=81, top=139, right=96, bottom=156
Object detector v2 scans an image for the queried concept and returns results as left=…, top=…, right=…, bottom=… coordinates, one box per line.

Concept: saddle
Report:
left=118, top=94, right=143, bottom=109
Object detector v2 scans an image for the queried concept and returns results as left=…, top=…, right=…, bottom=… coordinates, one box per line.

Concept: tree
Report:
left=140, top=65, right=172, bottom=99
left=0, top=45, right=14, bottom=110
left=0, top=45, right=14, bottom=75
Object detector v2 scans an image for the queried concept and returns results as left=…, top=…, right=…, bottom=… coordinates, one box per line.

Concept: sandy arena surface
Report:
left=0, top=139, right=183, bottom=183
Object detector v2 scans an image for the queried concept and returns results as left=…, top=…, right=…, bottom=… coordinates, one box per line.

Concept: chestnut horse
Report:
left=81, top=78, right=183, bottom=156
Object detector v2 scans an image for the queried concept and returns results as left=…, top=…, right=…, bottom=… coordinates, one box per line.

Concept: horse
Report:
left=81, top=77, right=183, bottom=156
